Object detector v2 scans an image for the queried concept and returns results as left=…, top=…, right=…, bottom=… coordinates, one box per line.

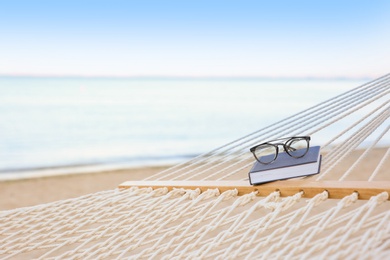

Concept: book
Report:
left=248, top=146, right=321, bottom=185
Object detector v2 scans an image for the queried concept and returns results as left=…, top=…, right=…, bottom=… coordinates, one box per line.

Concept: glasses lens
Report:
left=286, top=137, right=309, bottom=158
left=254, top=144, right=277, bottom=164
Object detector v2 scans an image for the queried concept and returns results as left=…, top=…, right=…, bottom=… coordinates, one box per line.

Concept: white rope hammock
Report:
left=1, top=75, right=389, bottom=259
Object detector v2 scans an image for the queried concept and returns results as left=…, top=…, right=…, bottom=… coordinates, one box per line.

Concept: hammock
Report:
left=1, top=75, right=389, bottom=259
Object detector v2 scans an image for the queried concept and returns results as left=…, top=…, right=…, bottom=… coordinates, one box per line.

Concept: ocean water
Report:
left=0, top=77, right=366, bottom=173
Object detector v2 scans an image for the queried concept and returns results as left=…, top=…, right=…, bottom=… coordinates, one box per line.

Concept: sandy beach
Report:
left=0, top=166, right=170, bottom=210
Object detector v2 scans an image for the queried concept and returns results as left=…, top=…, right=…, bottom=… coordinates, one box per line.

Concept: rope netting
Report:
left=0, top=74, right=389, bottom=259
left=0, top=188, right=389, bottom=259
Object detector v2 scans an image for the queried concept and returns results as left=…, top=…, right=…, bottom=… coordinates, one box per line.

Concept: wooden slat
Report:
left=119, top=180, right=390, bottom=200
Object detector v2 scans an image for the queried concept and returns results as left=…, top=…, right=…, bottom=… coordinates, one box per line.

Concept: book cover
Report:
left=249, top=146, right=321, bottom=185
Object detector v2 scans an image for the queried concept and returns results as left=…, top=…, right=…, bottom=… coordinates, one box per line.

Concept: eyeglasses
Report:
left=250, top=136, right=311, bottom=164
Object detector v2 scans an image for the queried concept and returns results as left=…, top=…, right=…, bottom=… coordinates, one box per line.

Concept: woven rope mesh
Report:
left=1, top=74, right=389, bottom=259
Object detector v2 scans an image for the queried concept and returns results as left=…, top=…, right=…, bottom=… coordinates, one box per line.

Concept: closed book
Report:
left=249, top=146, right=321, bottom=185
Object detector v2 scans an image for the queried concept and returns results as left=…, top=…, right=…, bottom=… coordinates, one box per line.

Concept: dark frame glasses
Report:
left=250, top=136, right=311, bottom=164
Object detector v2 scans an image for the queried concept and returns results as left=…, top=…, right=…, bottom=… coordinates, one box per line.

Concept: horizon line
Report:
left=0, top=74, right=374, bottom=81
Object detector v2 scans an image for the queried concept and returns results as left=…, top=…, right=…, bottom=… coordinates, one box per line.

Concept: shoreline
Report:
left=0, top=161, right=178, bottom=181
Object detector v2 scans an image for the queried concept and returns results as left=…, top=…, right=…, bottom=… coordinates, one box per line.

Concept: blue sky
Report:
left=0, top=0, right=389, bottom=78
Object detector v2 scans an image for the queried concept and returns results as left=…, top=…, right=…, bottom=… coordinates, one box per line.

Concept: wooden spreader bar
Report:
left=119, top=180, right=390, bottom=200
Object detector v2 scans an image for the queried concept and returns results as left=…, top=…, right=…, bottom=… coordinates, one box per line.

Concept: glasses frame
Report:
left=250, top=136, right=311, bottom=164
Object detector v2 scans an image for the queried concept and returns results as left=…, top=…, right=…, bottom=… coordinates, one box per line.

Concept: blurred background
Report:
left=0, top=0, right=389, bottom=176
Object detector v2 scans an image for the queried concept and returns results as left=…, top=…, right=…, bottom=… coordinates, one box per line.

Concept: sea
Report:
left=0, top=77, right=368, bottom=177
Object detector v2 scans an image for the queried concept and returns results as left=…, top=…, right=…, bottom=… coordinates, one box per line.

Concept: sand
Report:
left=0, top=166, right=169, bottom=210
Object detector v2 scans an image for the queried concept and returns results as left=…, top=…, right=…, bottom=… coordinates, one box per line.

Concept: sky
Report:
left=0, top=0, right=389, bottom=78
